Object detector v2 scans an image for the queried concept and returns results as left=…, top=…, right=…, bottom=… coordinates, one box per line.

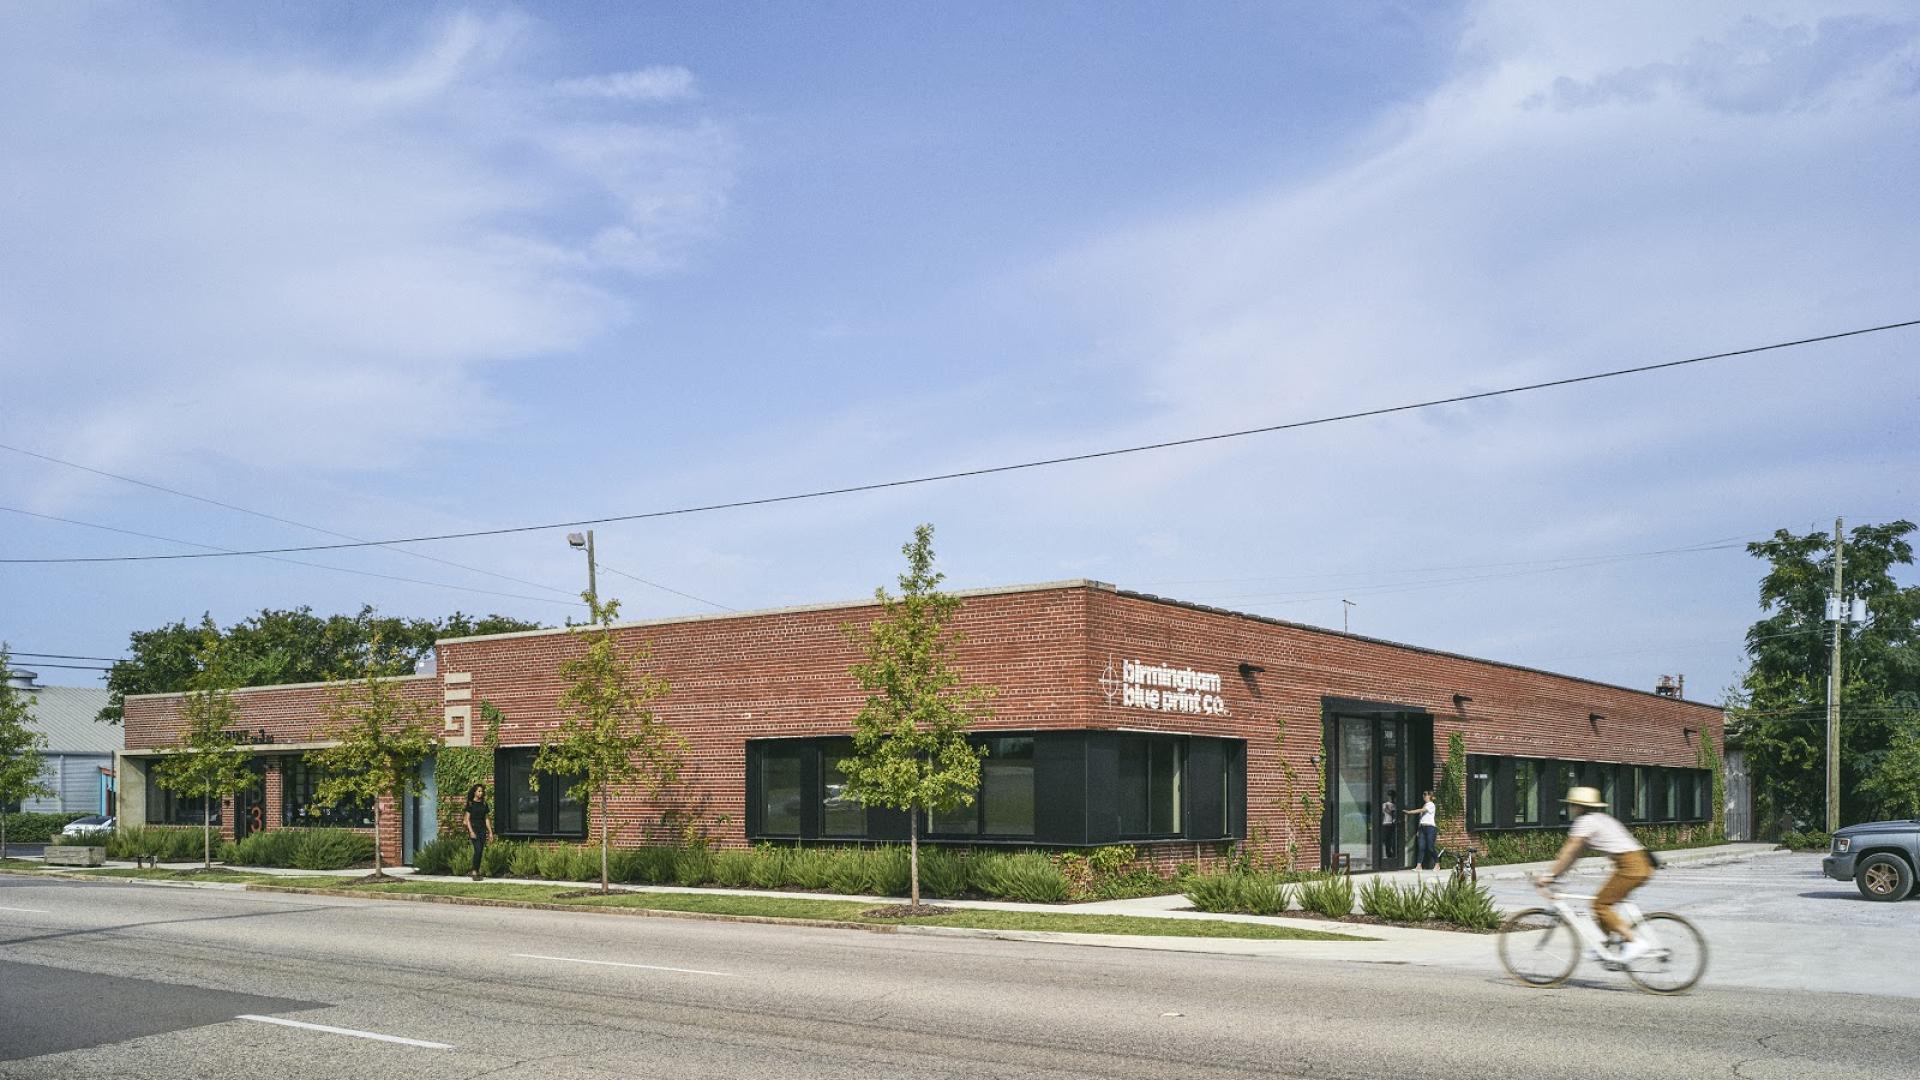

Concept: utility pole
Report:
left=1827, top=517, right=1844, bottom=834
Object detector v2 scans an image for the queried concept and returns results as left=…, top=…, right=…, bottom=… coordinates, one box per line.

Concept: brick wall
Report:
left=120, top=582, right=1720, bottom=871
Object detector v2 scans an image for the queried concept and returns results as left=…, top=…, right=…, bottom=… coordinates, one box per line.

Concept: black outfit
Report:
left=465, top=798, right=489, bottom=877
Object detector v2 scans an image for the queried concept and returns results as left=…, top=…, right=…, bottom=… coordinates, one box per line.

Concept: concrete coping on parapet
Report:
left=434, top=579, right=1118, bottom=645
left=124, top=672, right=435, bottom=704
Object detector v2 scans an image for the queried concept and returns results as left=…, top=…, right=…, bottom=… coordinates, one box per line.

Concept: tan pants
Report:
left=1594, top=849, right=1654, bottom=938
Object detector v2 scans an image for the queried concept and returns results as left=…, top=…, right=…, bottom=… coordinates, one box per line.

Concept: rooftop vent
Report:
left=5, top=669, right=41, bottom=691
left=1654, top=674, right=1685, bottom=699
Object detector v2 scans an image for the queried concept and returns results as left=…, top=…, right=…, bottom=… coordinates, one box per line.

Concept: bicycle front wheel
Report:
left=1624, top=913, right=1707, bottom=995
left=1497, top=908, right=1578, bottom=987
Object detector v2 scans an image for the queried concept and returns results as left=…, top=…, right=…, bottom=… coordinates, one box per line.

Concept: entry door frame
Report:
left=1320, top=697, right=1435, bottom=872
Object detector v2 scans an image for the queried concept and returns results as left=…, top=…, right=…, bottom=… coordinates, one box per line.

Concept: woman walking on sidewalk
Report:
left=464, top=784, right=490, bottom=881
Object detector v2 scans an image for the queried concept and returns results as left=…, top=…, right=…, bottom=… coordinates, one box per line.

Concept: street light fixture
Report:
left=567, top=530, right=598, bottom=606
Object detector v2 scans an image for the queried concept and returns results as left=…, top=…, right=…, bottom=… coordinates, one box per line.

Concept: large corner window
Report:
left=820, top=741, right=866, bottom=837
left=758, top=742, right=805, bottom=837
left=1467, top=755, right=1494, bottom=829
left=1117, top=736, right=1181, bottom=837
left=495, top=748, right=585, bottom=839
left=929, top=735, right=1036, bottom=837
left=282, top=759, right=372, bottom=828
left=1555, top=762, right=1581, bottom=825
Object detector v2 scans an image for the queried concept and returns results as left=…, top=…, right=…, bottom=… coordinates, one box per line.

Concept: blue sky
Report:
left=2, top=1, right=1916, bottom=703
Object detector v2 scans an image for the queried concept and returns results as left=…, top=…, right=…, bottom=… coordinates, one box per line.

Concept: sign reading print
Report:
left=1100, top=658, right=1229, bottom=716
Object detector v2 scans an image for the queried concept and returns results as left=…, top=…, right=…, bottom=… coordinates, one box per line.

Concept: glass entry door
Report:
left=1329, top=714, right=1414, bottom=872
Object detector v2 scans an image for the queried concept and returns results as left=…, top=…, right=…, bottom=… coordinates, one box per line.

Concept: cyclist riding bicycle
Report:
left=1537, top=786, right=1655, bottom=963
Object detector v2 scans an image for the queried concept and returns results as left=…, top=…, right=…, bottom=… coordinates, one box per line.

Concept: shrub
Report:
left=749, top=846, right=790, bottom=890
left=1780, top=829, right=1831, bottom=852
left=1359, top=878, right=1435, bottom=923
left=607, top=849, right=643, bottom=885
left=231, top=829, right=303, bottom=867
left=673, top=846, right=714, bottom=886
left=712, top=850, right=756, bottom=888
left=506, top=841, right=542, bottom=879
left=786, top=847, right=835, bottom=891
left=917, top=847, right=971, bottom=898
left=2, top=812, right=88, bottom=844
left=1297, top=873, right=1355, bottom=918
left=290, top=829, right=374, bottom=871
left=867, top=846, right=911, bottom=897
left=1429, top=876, right=1500, bottom=930
left=974, top=851, right=1070, bottom=903
left=1184, top=871, right=1291, bottom=915
left=411, top=836, right=466, bottom=875
left=827, top=848, right=870, bottom=894
left=632, top=846, right=678, bottom=885
left=108, top=825, right=206, bottom=861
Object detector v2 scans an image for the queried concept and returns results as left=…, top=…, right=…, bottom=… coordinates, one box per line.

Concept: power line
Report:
left=1, top=651, right=125, bottom=663
left=4, top=317, right=1913, bottom=566
left=0, top=505, right=582, bottom=609
left=0, top=440, right=579, bottom=599
left=595, top=562, right=736, bottom=612
left=3, top=661, right=112, bottom=672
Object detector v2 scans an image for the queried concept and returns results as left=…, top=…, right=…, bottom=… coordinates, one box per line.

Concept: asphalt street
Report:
left=2, top=872, right=1915, bottom=1080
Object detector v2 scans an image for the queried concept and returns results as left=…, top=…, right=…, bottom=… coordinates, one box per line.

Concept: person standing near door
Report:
left=1381, top=789, right=1400, bottom=868
left=1414, top=789, right=1439, bottom=870
left=463, top=784, right=490, bottom=881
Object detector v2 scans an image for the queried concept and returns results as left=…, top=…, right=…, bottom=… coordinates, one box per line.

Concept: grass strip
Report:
left=331, top=880, right=1364, bottom=940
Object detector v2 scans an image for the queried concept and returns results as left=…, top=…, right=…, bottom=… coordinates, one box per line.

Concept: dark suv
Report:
left=1823, top=820, right=1920, bottom=901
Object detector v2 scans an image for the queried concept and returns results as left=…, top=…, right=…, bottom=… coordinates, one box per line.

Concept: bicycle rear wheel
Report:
left=1624, top=913, right=1707, bottom=995
left=1497, top=908, right=1577, bottom=987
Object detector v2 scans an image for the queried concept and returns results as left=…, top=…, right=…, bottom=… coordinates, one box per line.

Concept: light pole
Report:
left=567, top=530, right=598, bottom=607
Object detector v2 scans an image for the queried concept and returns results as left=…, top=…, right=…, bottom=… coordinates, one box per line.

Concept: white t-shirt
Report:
left=1418, top=800, right=1436, bottom=827
left=1569, top=810, right=1642, bottom=856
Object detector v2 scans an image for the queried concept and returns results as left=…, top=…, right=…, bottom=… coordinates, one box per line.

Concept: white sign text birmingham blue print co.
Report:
left=1101, top=659, right=1230, bottom=716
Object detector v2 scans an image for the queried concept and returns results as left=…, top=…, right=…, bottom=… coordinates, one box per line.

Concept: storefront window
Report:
left=146, top=779, right=219, bottom=826
left=821, top=743, right=866, bottom=837
left=496, top=748, right=586, bottom=838
left=760, top=746, right=804, bottom=836
left=1117, top=736, right=1181, bottom=836
left=1555, top=763, right=1581, bottom=824
left=981, top=736, right=1035, bottom=837
left=1632, top=766, right=1651, bottom=821
left=1467, top=756, right=1494, bottom=828
left=282, top=759, right=372, bottom=828
left=1512, top=760, right=1541, bottom=825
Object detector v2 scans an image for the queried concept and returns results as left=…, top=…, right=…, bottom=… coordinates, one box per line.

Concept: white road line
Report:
left=0, top=905, right=50, bottom=913
left=512, top=953, right=737, bottom=977
left=235, top=1015, right=453, bottom=1049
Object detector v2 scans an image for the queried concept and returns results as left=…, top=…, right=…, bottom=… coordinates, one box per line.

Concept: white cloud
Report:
left=0, top=10, right=733, bottom=510
left=555, top=66, right=697, bottom=103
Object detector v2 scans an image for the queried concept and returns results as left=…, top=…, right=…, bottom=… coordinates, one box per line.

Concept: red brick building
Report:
left=119, top=580, right=1723, bottom=871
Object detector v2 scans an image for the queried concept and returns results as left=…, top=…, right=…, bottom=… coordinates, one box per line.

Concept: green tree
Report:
left=1861, top=718, right=1920, bottom=820
left=307, top=656, right=442, bottom=877
left=100, top=607, right=544, bottom=724
left=1727, top=520, right=1920, bottom=830
left=839, top=524, right=994, bottom=908
left=150, top=655, right=261, bottom=868
left=1, top=646, right=56, bottom=859
left=535, top=594, right=682, bottom=895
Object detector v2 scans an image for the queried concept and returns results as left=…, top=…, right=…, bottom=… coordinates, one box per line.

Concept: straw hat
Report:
left=1562, top=785, right=1607, bottom=809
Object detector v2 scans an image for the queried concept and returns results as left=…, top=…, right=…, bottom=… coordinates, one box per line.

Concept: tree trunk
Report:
left=2, top=815, right=9, bottom=865
left=373, top=796, right=384, bottom=877
left=909, top=812, right=920, bottom=907
left=599, top=785, right=610, bottom=895
left=203, top=793, right=212, bottom=869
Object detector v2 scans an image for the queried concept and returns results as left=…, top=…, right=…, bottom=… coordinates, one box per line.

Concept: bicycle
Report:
left=1496, top=878, right=1707, bottom=995
left=1430, top=842, right=1478, bottom=885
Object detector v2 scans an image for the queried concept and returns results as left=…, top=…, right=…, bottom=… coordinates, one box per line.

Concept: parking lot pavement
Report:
left=1483, top=850, right=1920, bottom=998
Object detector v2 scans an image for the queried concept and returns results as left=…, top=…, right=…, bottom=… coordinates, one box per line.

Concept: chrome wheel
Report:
left=1864, top=863, right=1898, bottom=896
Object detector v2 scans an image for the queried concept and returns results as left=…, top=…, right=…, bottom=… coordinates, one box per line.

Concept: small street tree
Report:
left=308, top=654, right=441, bottom=877
left=535, top=593, right=681, bottom=895
left=1, top=647, right=55, bottom=861
left=151, top=656, right=260, bottom=868
left=839, top=524, right=994, bottom=908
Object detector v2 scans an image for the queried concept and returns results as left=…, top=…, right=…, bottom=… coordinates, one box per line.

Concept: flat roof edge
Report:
left=123, top=672, right=436, bottom=704
left=436, top=579, right=1116, bottom=646
left=1112, top=590, right=1727, bottom=713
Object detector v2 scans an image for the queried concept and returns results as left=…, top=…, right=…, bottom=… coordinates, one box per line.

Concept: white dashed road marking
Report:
left=0, top=905, right=51, bottom=913
left=513, top=953, right=737, bottom=977
left=235, top=1015, right=453, bottom=1049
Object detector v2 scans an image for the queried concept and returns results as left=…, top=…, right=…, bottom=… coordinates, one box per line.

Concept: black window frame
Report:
left=281, top=757, right=373, bottom=829
left=492, top=747, right=587, bottom=840
left=1466, top=755, right=1496, bottom=829
left=1463, top=756, right=1712, bottom=831
left=145, top=776, right=221, bottom=826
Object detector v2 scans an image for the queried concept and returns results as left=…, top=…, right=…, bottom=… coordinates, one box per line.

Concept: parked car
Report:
left=59, top=815, right=116, bottom=840
left=1823, top=820, right=1920, bottom=901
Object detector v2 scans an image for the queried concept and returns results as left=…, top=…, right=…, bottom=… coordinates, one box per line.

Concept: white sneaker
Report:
left=1614, top=939, right=1652, bottom=965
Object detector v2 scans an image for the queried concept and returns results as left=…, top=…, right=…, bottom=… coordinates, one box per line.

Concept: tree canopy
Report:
left=307, top=658, right=442, bottom=876
left=1727, top=520, right=1920, bottom=830
left=1, top=646, right=56, bottom=857
left=151, top=651, right=260, bottom=868
left=100, top=607, right=543, bottom=724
